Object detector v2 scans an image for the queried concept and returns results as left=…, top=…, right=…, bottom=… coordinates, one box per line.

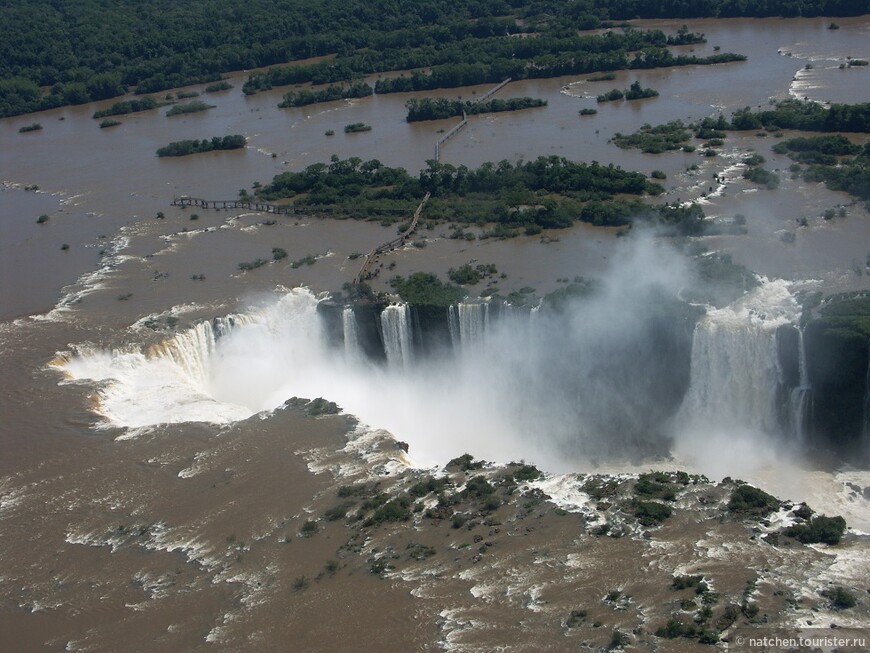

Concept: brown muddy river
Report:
left=1, top=16, right=869, bottom=653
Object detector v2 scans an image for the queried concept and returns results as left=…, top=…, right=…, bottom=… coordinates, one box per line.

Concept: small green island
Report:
left=205, top=81, right=234, bottom=93
left=279, top=82, right=373, bottom=108
left=92, top=96, right=160, bottom=119
left=597, top=81, right=659, bottom=103
left=344, top=122, right=372, bottom=133
left=405, top=96, right=547, bottom=122
left=156, top=135, right=246, bottom=157
left=165, top=100, right=215, bottom=117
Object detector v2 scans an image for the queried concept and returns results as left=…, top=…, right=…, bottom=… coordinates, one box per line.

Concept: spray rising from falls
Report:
left=57, top=234, right=837, bottom=472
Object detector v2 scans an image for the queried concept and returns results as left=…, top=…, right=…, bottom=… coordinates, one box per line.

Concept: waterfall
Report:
left=380, top=304, right=413, bottom=370
left=448, top=304, right=460, bottom=350
left=675, top=280, right=799, bottom=437
left=342, top=307, right=362, bottom=363
left=787, top=326, right=812, bottom=444
left=460, top=302, right=488, bottom=346
left=57, top=288, right=327, bottom=428
left=147, top=320, right=218, bottom=387
left=450, top=302, right=489, bottom=351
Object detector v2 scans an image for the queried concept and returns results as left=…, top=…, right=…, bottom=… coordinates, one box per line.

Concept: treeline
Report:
left=247, top=27, right=715, bottom=95
left=251, top=156, right=716, bottom=235
left=279, top=82, right=372, bottom=108
left=370, top=50, right=744, bottom=97
left=730, top=100, right=870, bottom=133
left=2, top=0, right=863, bottom=118
left=405, top=97, right=546, bottom=122
left=92, top=96, right=159, bottom=119
left=156, top=135, right=246, bottom=157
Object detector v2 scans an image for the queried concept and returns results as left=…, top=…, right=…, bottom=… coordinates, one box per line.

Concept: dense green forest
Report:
left=2, top=0, right=864, bottom=118
left=254, top=155, right=713, bottom=235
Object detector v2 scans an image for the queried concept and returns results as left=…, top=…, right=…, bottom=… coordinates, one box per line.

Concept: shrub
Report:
left=793, top=503, right=813, bottom=520
left=300, top=520, right=318, bottom=536
left=36, top=214, right=49, bottom=224
left=610, top=630, right=630, bottom=649
left=462, top=475, right=495, bottom=499
left=783, top=515, right=846, bottom=544
left=513, top=464, right=541, bottom=482
left=822, top=586, right=856, bottom=609
left=634, top=501, right=672, bottom=525
left=292, top=575, right=309, bottom=591
left=566, top=609, right=587, bottom=627
left=447, top=453, right=484, bottom=471
left=324, top=502, right=354, bottom=521
left=366, top=497, right=412, bottom=525
left=655, top=619, right=695, bottom=639
left=728, top=485, right=780, bottom=516
left=672, top=575, right=703, bottom=590
left=635, top=473, right=677, bottom=501
left=19, top=123, right=42, bottom=133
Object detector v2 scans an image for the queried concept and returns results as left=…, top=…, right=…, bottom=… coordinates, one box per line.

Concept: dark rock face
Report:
left=317, top=300, right=387, bottom=362
left=776, top=295, right=870, bottom=458
left=354, top=303, right=388, bottom=362
left=805, top=318, right=868, bottom=452
left=410, top=304, right=452, bottom=357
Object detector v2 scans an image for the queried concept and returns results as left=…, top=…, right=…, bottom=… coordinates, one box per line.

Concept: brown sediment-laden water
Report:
left=1, top=16, right=868, bottom=652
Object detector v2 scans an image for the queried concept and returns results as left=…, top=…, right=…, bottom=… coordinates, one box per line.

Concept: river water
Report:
left=0, top=16, right=868, bottom=652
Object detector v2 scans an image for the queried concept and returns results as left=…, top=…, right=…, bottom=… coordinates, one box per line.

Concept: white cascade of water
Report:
left=675, top=280, right=800, bottom=437
left=448, top=304, right=460, bottom=351
left=380, top=304, right=413, bottom=370
left=788, top=325, right=812, bottom=444
left=57, top=288, right=328, bottom=428
left=342, top=307, right=363, bottom=363
left=146, top=320, right=217, bottom=388
left=453, top=302, right=489, bottom=350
